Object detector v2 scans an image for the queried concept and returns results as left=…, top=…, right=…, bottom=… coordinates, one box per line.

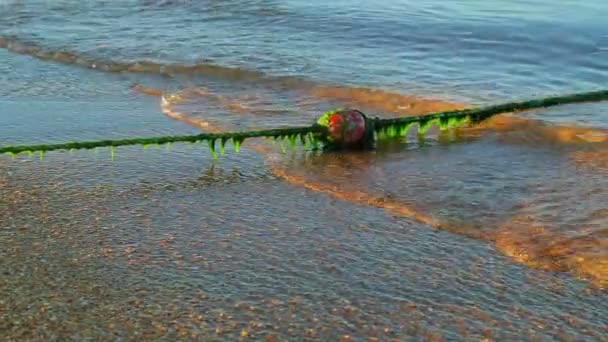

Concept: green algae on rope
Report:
left=0, top=126, right=325, bottom=157
left=369, top=89, right=608, bottom=138
left=1, top=89, right=608, bottom=159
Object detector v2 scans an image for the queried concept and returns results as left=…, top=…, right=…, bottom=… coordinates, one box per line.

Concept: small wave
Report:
left=495, top=216, right=608, bottom=288
left=149, top=82, right=608, bottom=148
left=309, top=86, right=465, bottom=115
left=160, top=91, right=273, bottom=156
left=6, top=34, right=605, bottom=146
left=459, top=114, right=608, bottom=146
left=159, top=88, right=483, bottom=237
left=158, top=86, right=608, bottom=288
left=0, top=35, right=461, bottom=115
left=0, top=35, right=271, bottom=81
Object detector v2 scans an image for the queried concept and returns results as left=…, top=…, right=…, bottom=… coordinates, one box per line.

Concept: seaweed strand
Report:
left=0, top=125, right=324, bottom=155
left=371, top=89, right=608, bottom=134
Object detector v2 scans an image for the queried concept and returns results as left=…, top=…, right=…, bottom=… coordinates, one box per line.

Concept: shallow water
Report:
left=1, top=0, right=608, bottom=340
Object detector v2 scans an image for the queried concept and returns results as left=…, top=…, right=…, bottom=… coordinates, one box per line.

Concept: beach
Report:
left=1, top=1, right=607, bottom=340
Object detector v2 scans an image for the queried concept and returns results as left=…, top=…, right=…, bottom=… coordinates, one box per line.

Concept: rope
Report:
left=371, top=89, right=608, bottom=137
left=0, top=126, right=324, bottom=158
left=1, top=89, right=607, bottom=158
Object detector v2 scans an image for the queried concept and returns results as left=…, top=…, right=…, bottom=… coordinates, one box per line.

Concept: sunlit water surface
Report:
left=1, top=0, right=607, bottom=340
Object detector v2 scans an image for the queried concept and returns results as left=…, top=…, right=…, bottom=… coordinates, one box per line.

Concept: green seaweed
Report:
left=399, top=122, right=416, bottom=137
left=438, top=116, right=451, bottom=131
left=447, top=116, right=464, bottom=128
left=417, top=118, right=435, bottom=137
left=387, top=125, right=398, bottom=138
left=288, top=134, right=297, bottom=151
left=232, top=137, right=244, bottom=152
left=308, top=133, right=321, bottom=150
left=220, top=137, right=228, bottom=155
left=208, top=139, right=218, bottom=159
left=277, top=135, right=287, bottom=154
left=299, top=133, right=308, bottom=147
left=376, top=127, right=386, bottom=140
